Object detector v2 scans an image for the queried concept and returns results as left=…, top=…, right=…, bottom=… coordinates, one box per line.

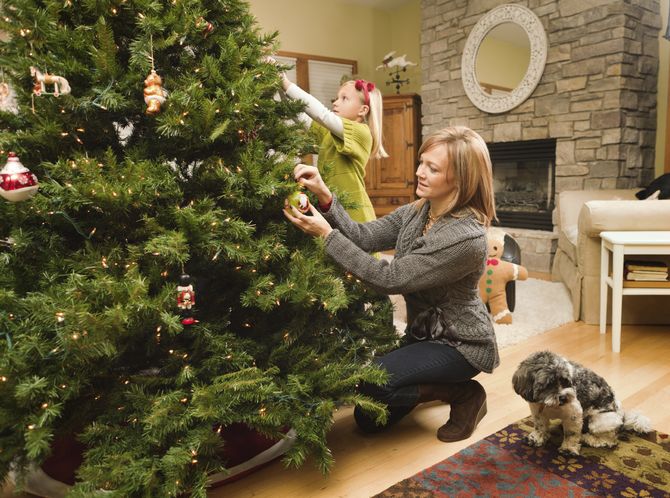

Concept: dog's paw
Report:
left=526, top=431, right=548, bottom=447
left=582, top=433, right=618, bottom=448
left=558, top=443, right=581, bottom=456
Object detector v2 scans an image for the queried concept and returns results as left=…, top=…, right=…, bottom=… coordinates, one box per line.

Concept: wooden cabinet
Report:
left=365, top=94, right=422, bottom=217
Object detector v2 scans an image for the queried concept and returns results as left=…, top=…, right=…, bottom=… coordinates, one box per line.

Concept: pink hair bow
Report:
left=354, top=79, right=375, bottom=105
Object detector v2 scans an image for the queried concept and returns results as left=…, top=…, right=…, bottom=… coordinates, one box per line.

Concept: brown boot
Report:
left=417, top=383, right=455, bottom=403
left=436, top=380, right=487, bottom=442
left=417, top=380, right=487, bottom=442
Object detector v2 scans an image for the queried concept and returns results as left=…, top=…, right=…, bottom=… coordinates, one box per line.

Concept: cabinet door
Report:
left=366, top=95, right=420, bottom=217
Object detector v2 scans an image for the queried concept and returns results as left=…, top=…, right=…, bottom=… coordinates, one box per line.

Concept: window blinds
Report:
left=307, top=60, right=353, bottom=107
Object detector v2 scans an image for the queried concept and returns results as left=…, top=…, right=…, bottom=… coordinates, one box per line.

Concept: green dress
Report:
left=311, top=118, right=376, bottom=223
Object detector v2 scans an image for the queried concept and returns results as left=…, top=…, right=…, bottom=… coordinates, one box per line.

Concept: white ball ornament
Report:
left=0, top=152, right=39, bottom=202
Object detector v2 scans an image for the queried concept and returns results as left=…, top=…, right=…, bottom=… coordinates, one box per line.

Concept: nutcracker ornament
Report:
left=0, top=152, right=39, bottom=202
left=177, top=273, right=198, bottom=326
left=143, top=69, right=167, bottom=115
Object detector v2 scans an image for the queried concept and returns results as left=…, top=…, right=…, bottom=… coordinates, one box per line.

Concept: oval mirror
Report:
left=462, top=4, right=547, bottom=114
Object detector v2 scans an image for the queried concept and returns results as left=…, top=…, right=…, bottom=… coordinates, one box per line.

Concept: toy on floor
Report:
left=478, top=227, right=528, bottom=324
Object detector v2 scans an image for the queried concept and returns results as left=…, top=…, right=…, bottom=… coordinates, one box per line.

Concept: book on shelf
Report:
left=624, top=260, right=668, bottom=272
left=626, top=271, right=669, bottom=281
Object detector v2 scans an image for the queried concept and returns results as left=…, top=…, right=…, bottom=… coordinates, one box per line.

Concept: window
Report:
left=276, top=51, right=357, bottom=105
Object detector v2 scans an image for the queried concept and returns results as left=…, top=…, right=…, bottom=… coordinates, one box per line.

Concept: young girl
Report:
left=280, top=72, right=387, bottom=223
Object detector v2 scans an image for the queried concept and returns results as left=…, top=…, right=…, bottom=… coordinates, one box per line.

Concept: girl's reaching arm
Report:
left=284, top=82, right=344, bottom=139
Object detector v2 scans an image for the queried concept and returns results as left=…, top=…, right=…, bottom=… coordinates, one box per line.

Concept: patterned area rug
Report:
left=375, top=417, right=670, bottom=497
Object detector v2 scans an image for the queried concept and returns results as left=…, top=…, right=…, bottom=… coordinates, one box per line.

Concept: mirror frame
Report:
left=461, top=4, right=547, bottom=114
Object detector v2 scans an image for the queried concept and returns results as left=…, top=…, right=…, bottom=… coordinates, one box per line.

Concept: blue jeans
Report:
left=354, top=340, right=480, bottom=432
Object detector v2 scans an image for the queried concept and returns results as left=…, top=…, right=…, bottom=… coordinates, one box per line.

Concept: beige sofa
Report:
left=552, top=189, right=670, bottom=324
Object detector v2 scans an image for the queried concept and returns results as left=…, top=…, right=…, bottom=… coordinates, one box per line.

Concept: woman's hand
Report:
left=283, top=202, right=333, bottom=238
left=294, top=164, right=332, bottom=206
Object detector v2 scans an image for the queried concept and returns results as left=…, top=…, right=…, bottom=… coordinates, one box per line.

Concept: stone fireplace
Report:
left=420, top=0, right=660, bottom=271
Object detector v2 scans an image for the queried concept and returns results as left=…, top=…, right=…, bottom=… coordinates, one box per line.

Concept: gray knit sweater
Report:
left=322, top=196, right=499, bottom=373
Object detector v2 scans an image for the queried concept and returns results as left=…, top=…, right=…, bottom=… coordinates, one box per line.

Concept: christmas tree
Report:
left=0, top=0, right=396, bottom=495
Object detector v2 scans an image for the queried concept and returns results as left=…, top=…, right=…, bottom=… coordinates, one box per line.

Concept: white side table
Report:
left=599, top=231, right=670, bottom=352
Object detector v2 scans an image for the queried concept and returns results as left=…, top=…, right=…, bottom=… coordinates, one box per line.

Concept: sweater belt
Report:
left=409, top=306, right=461, bottom=346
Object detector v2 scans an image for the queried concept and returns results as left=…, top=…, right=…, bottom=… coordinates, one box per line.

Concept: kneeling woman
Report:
left=283, top=126, right=498, bottom=442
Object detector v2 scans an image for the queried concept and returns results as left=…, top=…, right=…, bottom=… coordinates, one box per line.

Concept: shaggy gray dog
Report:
left=512, top=351, right=651, bottom=455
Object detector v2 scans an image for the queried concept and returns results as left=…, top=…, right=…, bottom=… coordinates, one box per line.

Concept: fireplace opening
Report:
left=488, top=138, right=556, bottom=231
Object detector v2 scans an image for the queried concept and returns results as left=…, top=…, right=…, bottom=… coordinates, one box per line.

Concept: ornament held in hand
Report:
left=144, top=69, right=167, bottom=115
left=287, top=190, right=310, bottom=213
left=0, top=152, right=39, bottom=202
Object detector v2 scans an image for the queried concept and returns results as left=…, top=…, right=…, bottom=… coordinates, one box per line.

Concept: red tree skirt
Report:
left=14, top=425, right=295, bottom=498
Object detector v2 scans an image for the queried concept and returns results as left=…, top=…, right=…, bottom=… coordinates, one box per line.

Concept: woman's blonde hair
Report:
left=346, top=80, right=388, bottom=159
left=415, top=126, right=496, bottom=226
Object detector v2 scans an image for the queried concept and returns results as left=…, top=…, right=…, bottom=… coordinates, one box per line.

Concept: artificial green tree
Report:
left=0, top=0, right=397, bottom=495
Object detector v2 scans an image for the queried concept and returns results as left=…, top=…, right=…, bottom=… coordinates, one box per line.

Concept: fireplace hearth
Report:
left=488, top=139, right=556, bottom=231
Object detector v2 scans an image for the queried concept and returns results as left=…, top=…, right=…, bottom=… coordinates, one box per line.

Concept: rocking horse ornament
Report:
left=30, top=66, right=71, bottom=97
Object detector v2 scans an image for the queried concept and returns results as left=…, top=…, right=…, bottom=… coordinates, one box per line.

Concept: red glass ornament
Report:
left=0, top=152, right=39, bottom=202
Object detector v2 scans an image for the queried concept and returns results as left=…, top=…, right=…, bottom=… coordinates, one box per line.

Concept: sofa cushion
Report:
left=557, top=189, right=637, bottom=234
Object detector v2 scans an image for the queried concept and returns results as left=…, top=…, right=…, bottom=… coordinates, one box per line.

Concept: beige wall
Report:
left=378, top=1, right=422, bottom=95
left=250, top=0, right=666, bottom=174
left=657, top=0, right=669, bottom=175
left=248, top=0, right=422, bottom=96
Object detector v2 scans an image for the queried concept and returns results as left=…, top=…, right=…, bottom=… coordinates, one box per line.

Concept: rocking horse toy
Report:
left=30, top=66, right=71, bottom=97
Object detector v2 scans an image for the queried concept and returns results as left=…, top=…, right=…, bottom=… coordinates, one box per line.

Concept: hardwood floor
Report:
left=4, top=321, right=670, bottom=497
left=213, top=321, right=670, bottom=498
